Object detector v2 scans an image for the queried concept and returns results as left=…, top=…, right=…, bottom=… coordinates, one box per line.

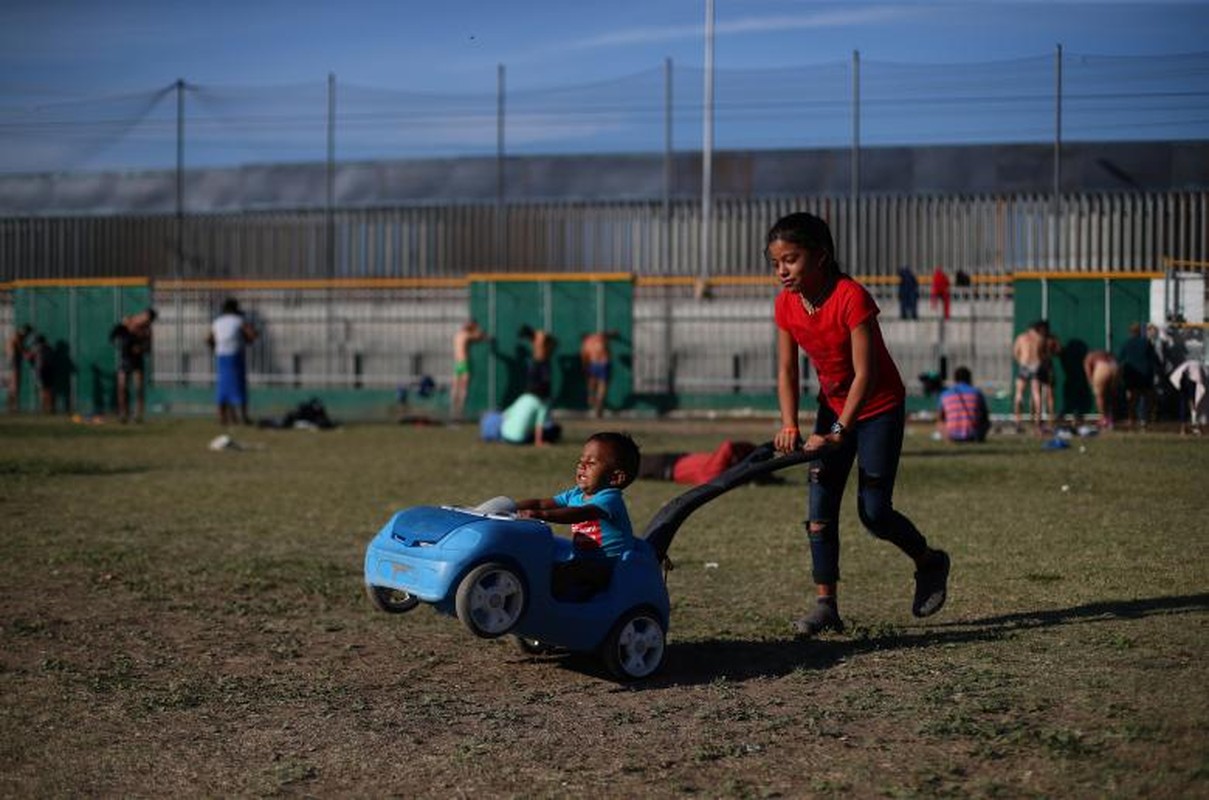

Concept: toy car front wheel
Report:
left=602, top=608, right=667, bottom=681
left=366, top=584, right=420, bottom=613
left=455, top=562, right=526, bottom=638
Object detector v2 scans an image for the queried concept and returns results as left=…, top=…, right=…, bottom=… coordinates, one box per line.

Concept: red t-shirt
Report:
left=774, top=276, right=905, bottom=420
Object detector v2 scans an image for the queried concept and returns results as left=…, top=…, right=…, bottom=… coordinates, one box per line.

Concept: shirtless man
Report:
left=1041, top=326, right=1062, bottom=427
left=450, top=320, right=488, bottom=420
left=519, top=324, right=556, bottom=392
left=6, top=324, right=33, bottom=413
left=1083, top=349, right=1120, bottom=429
left=111, top=308, right=157, bottom=423
left=580, top=331, right=612, bottom=418
left=1012, top=320, right=1049, bottom=433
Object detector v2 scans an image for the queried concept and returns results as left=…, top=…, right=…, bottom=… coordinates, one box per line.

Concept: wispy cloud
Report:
left=566, top=6, right=917, bottom=51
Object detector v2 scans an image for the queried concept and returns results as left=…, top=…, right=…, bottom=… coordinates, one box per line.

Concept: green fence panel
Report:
left=14, top=283, right=152, bottom=415
left=1014, top=276, right=1153, bottom=418
left=1108, top=279, right=1152, bottom=350
left=468, top=276, right=633, bottom=414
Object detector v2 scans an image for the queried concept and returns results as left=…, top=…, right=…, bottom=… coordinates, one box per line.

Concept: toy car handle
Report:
left=641, top=441, right=820, bottom=562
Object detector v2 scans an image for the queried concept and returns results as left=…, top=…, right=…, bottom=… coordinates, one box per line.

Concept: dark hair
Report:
left=221, top=298, right=241, bottom=315
left=518, top=324, right=535, bottom=340
left=146, top=307, right=159, bottom=322
left=588, top=431, right=641, bottom=489
left=765, top=212, right=837, bottom=266
left=954, top=366, right=973, bottom=384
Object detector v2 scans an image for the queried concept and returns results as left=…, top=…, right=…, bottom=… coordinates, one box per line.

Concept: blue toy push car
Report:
left=364, top=442, right=813, bottom=681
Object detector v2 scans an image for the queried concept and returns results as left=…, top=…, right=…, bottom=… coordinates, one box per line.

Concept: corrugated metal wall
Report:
left=2, top=191, right=1205, bottom=282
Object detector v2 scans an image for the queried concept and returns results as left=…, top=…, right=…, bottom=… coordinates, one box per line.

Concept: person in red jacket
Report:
left=768, top=212, right=950, bottom=638
left=638, top=440, right=761, bottom=485
left=930, top=267, right=951, bottom=320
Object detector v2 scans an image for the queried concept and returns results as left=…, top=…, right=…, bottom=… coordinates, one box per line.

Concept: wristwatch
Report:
left=829, top=421, right=846, bottom=436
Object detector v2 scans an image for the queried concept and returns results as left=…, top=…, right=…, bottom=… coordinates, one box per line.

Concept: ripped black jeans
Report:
left=806, top=403, right=928, bottom=585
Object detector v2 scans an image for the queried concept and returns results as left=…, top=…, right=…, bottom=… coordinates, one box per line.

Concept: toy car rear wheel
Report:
left=602, top=608, right=666, bottom=681
left=455, top=562, right=526, bottom=638
left=366, top=584, right=420, bottom=613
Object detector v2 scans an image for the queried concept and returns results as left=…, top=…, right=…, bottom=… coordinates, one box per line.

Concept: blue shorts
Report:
left=216, top=353, right=247, bottom=406
left=587, top=361, right=610, bottom=381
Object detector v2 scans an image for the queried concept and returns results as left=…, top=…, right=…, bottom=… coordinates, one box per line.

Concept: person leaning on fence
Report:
left=6, top=323, right=33, bottom=413
left=450, top=320, right=489, bottom=421
left=936, top=366, right=990, bottom=442
left=28, top=334, right=56, bottom=414
left=768, top=211, right=951, bottom=638
left=110, top=307, right=157, bottom=424
left=518, top=324, right=556, bottom=392
left=1118, top=322, right=1161, bottom=430
left=1083, top=349, right=1121, bottom=430
left=207, top=298, right=258, bottom=426
left=580, top=330, right=613, bottom=418
left=1012, top=320, right=1049, bottom=433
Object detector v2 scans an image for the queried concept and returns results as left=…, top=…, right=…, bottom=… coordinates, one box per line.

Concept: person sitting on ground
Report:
left=478, top=432, right=641, bottom=599
left=936, top=366, right=991, bottom=442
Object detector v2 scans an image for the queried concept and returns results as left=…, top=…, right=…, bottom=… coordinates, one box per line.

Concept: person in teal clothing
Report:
left=496, top=382, right=561, bottom=445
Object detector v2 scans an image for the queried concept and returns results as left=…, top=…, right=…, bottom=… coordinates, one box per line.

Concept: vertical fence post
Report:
left=700, top=0, right=714, bottom=280
left=663, top=57, right=673, bottom=274
left=850, top=50, right=861, bottom=271
left=326, top=72, right=337, bottom=384
left=1053, top=44, right=1063, bottom=271
left=174, top=79, right=188, bottom=386
left=496, top=64, right=506, bottom=270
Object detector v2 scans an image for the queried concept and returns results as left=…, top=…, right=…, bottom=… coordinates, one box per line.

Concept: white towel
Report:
left=1169, top=360, right=1207, bottom=424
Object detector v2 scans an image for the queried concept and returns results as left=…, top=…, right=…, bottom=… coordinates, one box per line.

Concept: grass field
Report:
left=1, top=416, right=1207, bottom=798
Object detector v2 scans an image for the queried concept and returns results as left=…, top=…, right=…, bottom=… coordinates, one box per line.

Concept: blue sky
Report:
left=2, top=1, right=1207, bottom=171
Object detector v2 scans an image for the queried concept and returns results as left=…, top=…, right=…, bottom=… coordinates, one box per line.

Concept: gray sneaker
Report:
left=792, top=601, right=845, bottom=638
left=912, top=549, right=950, bottom=618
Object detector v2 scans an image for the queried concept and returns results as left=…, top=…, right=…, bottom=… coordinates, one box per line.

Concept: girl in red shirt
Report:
left=768, top=212, right=950, bottom=637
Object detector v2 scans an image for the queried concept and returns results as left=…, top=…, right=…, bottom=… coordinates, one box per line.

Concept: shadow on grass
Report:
left=902, top=447, right=1026, bottom=458
left=534, top=592, right=1209, bottom=688
left=0, top=420, right=155, bottom=440
left=0, top=458, right=149, bottom=477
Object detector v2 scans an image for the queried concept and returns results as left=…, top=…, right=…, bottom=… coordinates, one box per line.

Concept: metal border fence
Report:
left=2, top=191, right=1206, bottom=282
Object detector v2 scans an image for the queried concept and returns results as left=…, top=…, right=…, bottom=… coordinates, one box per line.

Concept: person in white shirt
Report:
left=206, top=298, right=258, bottom=425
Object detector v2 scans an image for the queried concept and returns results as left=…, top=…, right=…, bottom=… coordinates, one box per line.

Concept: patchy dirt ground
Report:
left=2, top=419, right=1207, bottom=798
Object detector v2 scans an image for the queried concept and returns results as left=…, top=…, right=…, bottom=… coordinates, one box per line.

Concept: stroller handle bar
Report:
left=640, top=442, right=819, bottom=562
